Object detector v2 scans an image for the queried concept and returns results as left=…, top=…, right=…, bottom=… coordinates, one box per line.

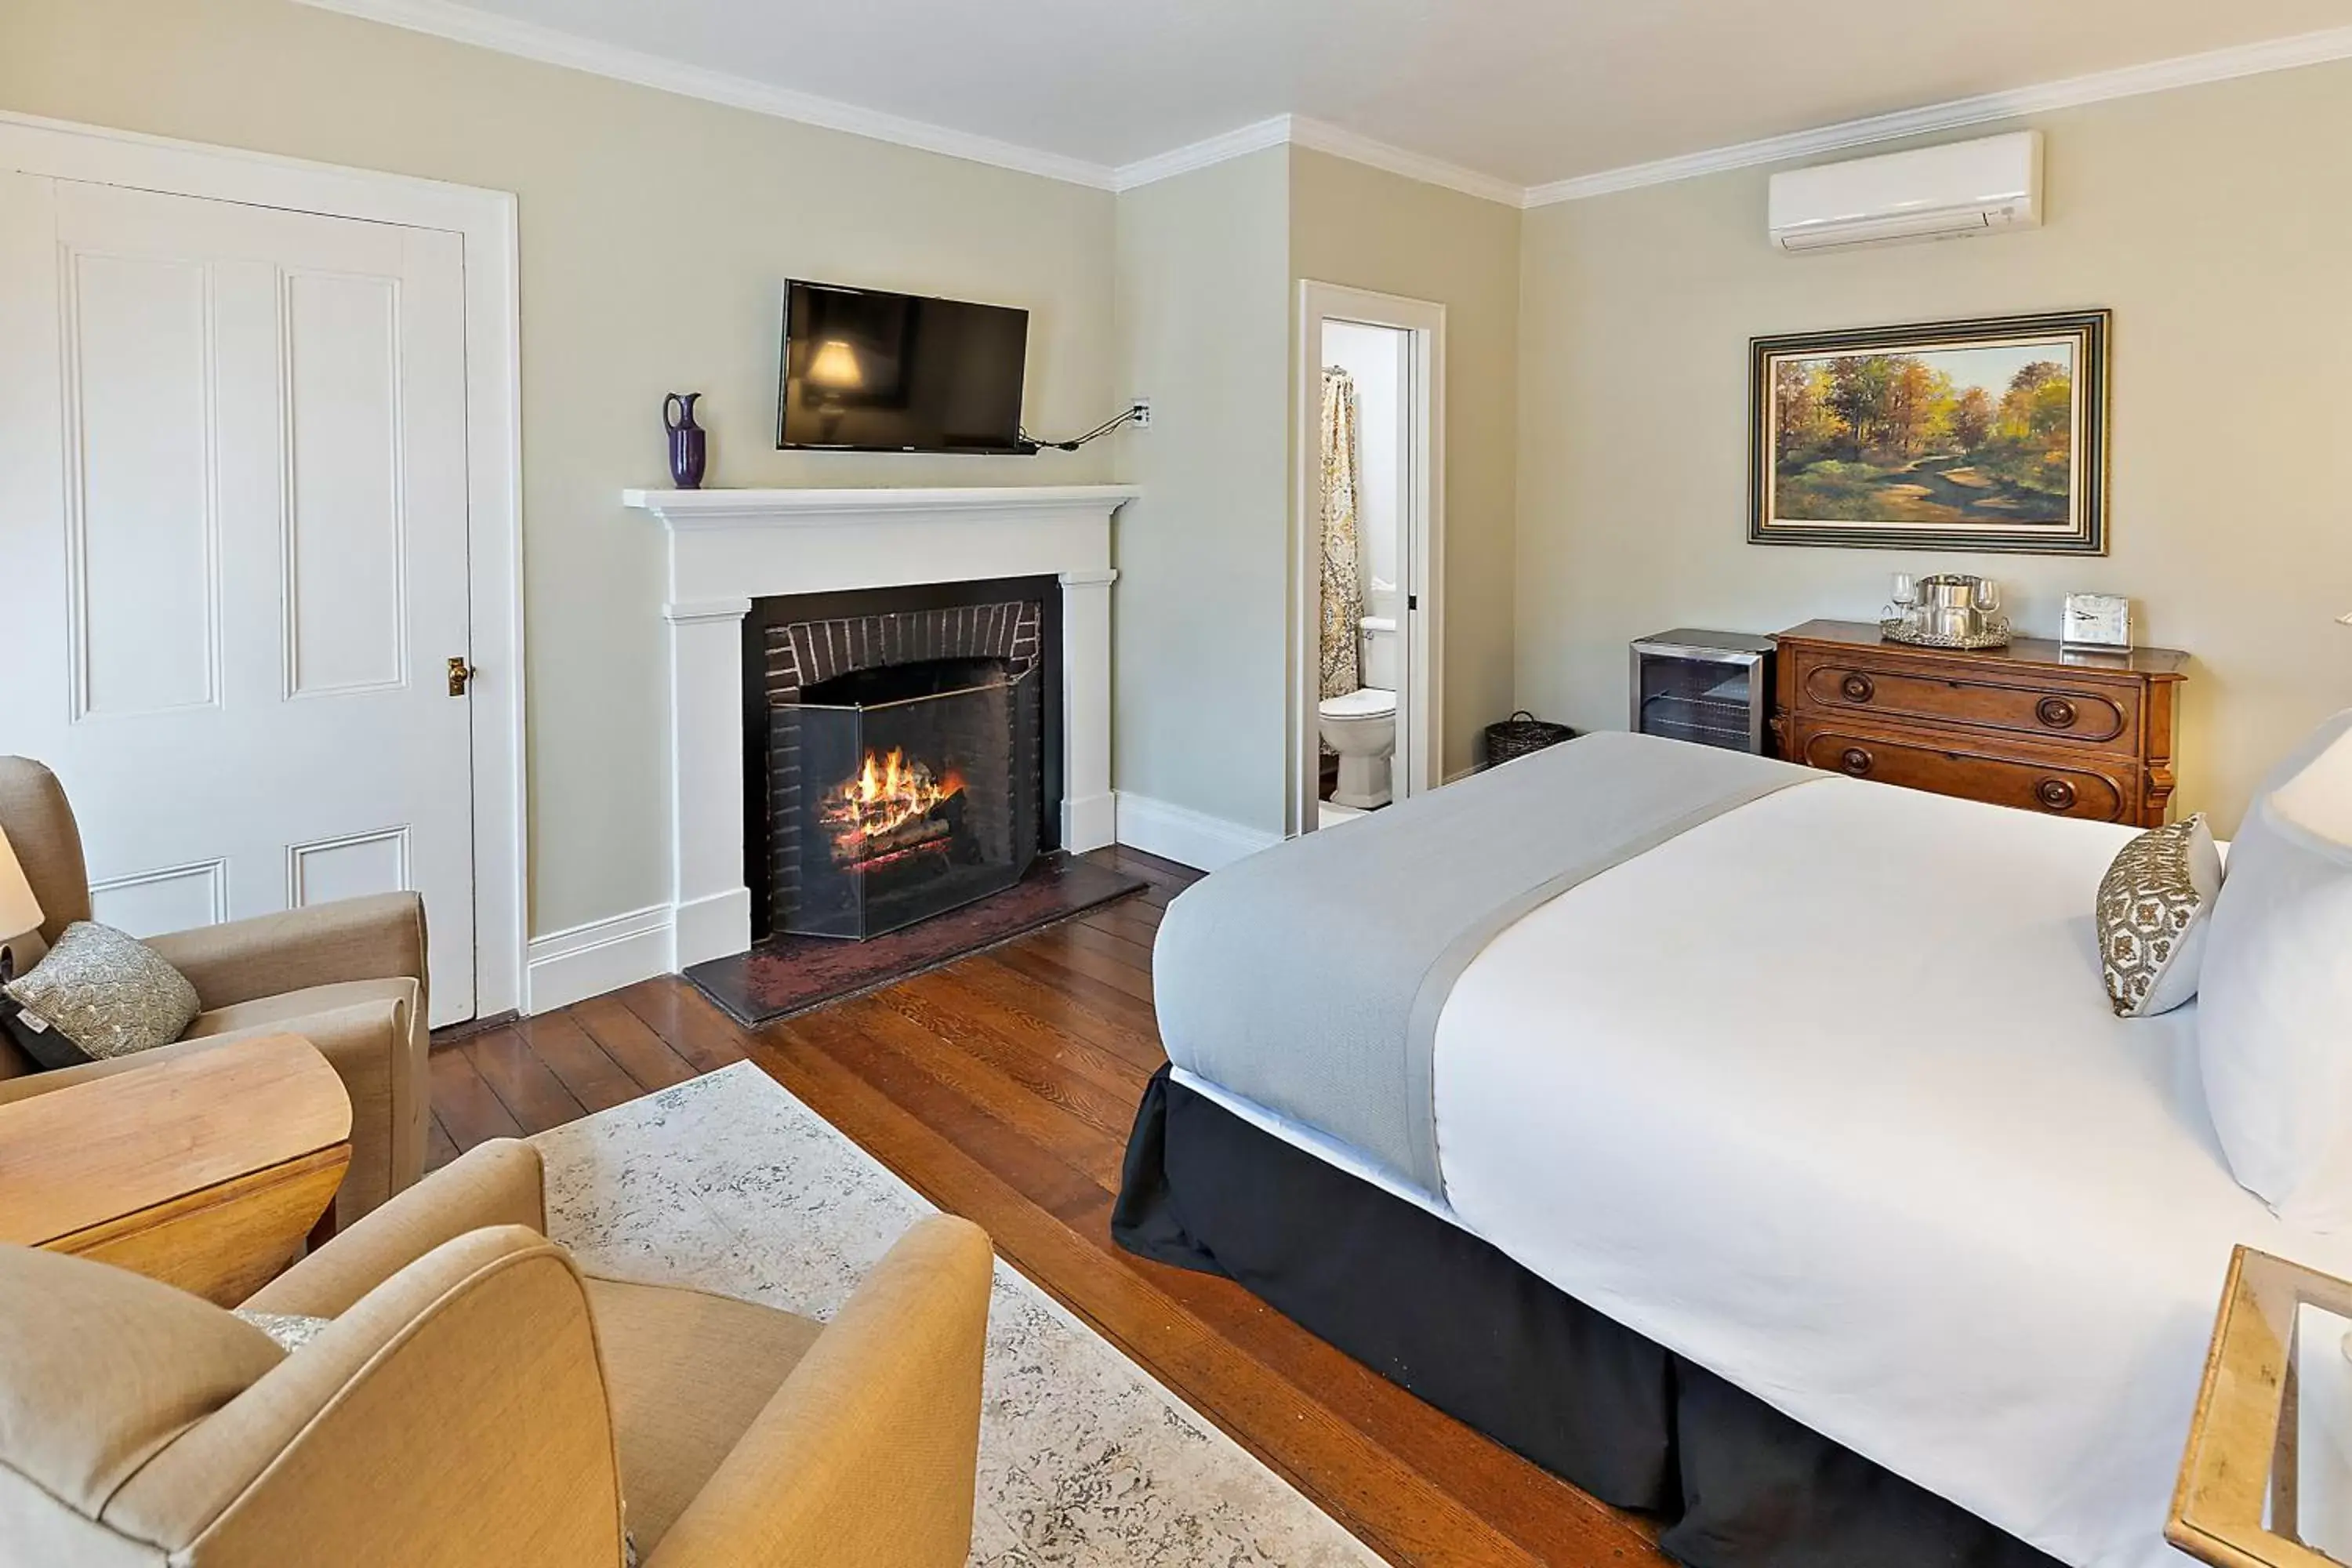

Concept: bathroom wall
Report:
left=1322, top=320, right=1407, bottom=622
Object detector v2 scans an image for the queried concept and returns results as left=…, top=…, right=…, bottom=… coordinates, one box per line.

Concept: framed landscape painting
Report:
left=1749, top=310, right=2110, bottom=554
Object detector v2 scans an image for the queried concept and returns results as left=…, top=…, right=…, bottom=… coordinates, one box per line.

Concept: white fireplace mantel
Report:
left=626, top=485, right=1137, bottom=969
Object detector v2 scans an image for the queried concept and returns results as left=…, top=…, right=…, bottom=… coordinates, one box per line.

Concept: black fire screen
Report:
left=773, top=657, right=1040, bottom=939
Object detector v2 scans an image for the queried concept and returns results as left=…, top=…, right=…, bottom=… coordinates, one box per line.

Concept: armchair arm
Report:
left=111, top=1225, right=625, bottom=1563
left=147, top=891, right=426, bottom=1013
left=647, top=1215, right=993, bottom=1568
left=243, top=1138, right=546, bottom=1316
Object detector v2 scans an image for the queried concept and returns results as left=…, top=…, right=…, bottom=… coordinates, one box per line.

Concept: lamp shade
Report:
left=807, top=338, right=864, bottom=390
left=0, top=825, right=40, bottom=942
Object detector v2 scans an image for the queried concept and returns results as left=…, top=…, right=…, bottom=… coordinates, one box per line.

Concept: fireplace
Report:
left=746, top=578, right=1060, bottom=942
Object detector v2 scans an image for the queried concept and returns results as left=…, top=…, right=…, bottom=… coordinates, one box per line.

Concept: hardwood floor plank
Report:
left=994, top=937, right=1163, bottom=1020
left=428, top=1044, right=523, bottom=1152
left=1054, top=915, right=1156, bottom=971
left=797, top=994, right=1130, bottom=1192
left=774, top=1005, right=1112, bottom=1221
left=569, top=993, right=699, bottom=1091
left=517, top=1012, right=648, bottom=1114
left=612, top=978, right=750, bottom=1074
left=425, top=1112, right=460, bottom=1173
left=463, top=1025, right=587, bottom=1137
left=876, top=975, right=1148, bottom=1139
left=1080, top=897, right=1163, bottom=944
left=952, top=953, right=1169, bottom=1075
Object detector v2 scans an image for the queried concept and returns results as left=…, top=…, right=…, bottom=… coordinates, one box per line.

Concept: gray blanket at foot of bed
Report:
left=1153, top=731, right=1816, bottom=1200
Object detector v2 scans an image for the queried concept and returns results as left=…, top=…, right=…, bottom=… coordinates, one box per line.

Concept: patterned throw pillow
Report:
left=2096, top=815, right=2221, bottom=1018
left=232, top=1309, right=334, bottom=1352
left=1, top=920, right=201, bottom=1069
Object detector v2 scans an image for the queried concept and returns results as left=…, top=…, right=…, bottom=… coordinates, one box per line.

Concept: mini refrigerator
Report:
left=1629, top=630, right=1775, bottom=754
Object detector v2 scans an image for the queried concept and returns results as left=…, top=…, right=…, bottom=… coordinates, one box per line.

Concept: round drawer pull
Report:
left=1839, top=747, right=1874, bottom=777
left=2035, top=779, right=2078, bottom=812
left=1840, top=673, right=1875, bottom=703
left=2037, top=697, right=2078, bottom=730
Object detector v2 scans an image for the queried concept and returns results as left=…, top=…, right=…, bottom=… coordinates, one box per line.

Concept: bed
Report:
left=1114, top=731, right=2352, bottom=1568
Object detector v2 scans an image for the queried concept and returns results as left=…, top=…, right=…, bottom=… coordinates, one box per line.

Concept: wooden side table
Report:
left=0, top=1033, right=352, bottom=1305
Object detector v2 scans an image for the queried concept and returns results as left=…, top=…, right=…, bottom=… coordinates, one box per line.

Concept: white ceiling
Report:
left=332, top=0, right=2352, bottom=192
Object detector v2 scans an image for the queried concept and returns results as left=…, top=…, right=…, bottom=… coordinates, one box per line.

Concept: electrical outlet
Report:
left=1128, top=398, right=1152, bottom=430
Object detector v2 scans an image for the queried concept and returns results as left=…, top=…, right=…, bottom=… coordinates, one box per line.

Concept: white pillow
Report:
left=2198, top=710, right=2352, bottom=1232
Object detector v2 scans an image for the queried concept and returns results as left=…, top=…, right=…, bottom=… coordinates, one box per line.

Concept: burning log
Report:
left=821, top=747, right=966, bottom=866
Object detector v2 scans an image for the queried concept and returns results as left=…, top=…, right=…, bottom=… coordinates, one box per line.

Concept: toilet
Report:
left=1318, top=615, right=1398, bottom=808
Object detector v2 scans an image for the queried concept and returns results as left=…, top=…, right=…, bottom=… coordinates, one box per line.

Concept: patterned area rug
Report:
left=535, top=1064, right=1381, bottom=1568
left=684, top=853, right=1148, bottom=1028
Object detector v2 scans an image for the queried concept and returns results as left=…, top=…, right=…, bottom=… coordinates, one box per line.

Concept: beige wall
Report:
left=1, top=0, right=1118, bottom=937
left=1109, top=148, right=1294, bottom=833
left=1517, top=63, right=2352, bottom=833
left=1290, top=148, right=1520, bottom=781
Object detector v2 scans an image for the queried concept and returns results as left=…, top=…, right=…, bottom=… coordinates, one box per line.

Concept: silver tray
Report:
left=1879, top=615, right=2012, bottom=651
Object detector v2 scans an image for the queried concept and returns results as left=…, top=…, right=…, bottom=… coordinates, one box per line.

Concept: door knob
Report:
left=447, top=656, right=477, bottom=697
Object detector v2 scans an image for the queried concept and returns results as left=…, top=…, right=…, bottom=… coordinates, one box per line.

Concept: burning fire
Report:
left=820, top=747, right=965, bottom=862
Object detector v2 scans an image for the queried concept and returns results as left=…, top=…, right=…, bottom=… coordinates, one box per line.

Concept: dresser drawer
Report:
left=1795, top=724, right=2137, bottom=823
left=1792, top=649, right=2140, bottom=754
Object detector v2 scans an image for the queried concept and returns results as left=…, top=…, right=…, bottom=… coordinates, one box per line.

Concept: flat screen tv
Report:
left=777, top=280, right=1029, bottom=454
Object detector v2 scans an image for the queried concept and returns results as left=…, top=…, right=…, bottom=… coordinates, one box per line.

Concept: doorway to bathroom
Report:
left=1292, top=282, right=1444, bottom=837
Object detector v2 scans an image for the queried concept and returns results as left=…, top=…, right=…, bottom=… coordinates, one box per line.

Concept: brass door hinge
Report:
left=447, top=656, right=477, bottom=697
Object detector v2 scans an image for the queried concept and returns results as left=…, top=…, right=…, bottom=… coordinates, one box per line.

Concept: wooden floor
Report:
left=428, top=846, right=1666, bottom=1567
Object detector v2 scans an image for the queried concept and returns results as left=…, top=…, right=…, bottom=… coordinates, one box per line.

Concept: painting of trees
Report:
left=1752, top=311, right=2108, bottom=554
left=1766, top=343, right=2075, bottom=526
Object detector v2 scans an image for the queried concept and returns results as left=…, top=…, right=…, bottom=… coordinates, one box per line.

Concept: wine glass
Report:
left=1888, top=572, right=1918, bottom=632
left=1975, top=577, right=2002, bottom=614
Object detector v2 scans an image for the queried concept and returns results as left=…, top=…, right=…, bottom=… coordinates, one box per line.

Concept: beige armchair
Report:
left=0, top=1139, right=994, bottom=1567
left=0, top=757, right=428, bottom=1225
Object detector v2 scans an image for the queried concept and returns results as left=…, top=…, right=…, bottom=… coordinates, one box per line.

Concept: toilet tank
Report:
left=1360, top=615, right=1399, bottom=691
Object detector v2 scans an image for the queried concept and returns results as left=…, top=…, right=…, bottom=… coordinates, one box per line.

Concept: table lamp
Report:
left=0, top=825, right=44, bottom=983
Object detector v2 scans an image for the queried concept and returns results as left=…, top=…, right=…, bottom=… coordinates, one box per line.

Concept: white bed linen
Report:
left=1185, top=775, right=2352, bottom=1568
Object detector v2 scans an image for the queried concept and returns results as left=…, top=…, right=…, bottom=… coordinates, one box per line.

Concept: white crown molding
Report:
left=1109, top=114, right=1524, bottom=208
left=1110, top=117, right=1293, bottom=191
left=296, top=0, right=2352, bottom=212
left=292, top=0, right=1122, bottom=188
left=1524, top=23, right=2352, bottom=205
left=1283, top=116, right=1528, bottom=209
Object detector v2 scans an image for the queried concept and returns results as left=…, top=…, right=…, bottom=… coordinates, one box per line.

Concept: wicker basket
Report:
left=1483, top=711, right=1576, bottom=768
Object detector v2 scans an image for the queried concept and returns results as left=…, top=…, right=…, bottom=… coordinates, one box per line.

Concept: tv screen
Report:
left=777, top=281, right=1029, bottom=453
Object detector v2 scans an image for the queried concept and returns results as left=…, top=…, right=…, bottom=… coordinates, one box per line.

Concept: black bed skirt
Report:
left=1112, top=1067, right=2062, bottom=1568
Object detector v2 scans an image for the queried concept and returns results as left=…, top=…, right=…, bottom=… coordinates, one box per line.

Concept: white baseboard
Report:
left=524, top=903, right=674, bottom=1014
left=1062, top=789, right=1117, bottom=852
left=1114, top=791, right=1282, bottom=872
left=672, top=886, right=752, bottom=971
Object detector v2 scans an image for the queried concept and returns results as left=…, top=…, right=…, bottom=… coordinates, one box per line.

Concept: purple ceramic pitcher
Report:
left=665, top=392, right=707, bottom=489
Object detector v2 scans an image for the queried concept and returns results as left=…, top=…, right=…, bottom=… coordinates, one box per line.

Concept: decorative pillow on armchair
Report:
left=1, top=920, right=201, bottom=1071
left=2094, top=814, right=2220, bottom=1017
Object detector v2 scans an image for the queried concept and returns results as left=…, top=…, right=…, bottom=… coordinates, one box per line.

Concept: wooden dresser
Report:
left=1772, top=619, right=2188, bottom=827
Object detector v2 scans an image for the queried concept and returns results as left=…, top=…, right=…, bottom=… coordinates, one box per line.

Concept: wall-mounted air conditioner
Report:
left=1768, top=131, right=2043, bottom=252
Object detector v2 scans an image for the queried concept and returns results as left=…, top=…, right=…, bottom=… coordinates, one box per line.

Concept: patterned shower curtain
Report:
left=1319, top=366, right=1366, bottom=702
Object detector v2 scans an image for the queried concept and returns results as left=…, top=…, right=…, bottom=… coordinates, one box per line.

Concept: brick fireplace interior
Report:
left=742, top=576, right=1062, bottom=942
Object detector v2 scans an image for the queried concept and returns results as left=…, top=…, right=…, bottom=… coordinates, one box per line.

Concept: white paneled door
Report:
left=0, top=175, right=476, bottom=1024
